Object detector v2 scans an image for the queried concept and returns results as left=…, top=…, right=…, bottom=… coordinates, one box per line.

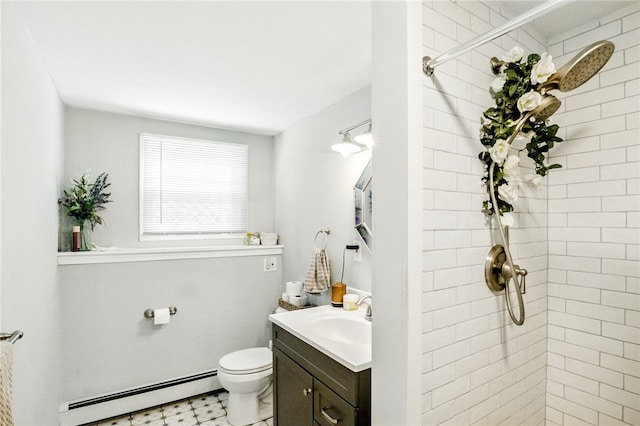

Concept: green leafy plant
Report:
left=479, top=47, right=563, bottom=219
left=58, top=172, right=112, bottom=230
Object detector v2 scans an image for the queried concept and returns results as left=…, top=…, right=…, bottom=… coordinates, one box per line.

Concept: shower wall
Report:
left=422, top=1, right=639, bottom=425
left=421, top=2, right=548, bottom=424
left=546, top=4, right=640, bottom=425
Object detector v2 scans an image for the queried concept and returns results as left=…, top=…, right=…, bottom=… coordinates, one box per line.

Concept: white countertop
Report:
left=269, top=304, right=372, bottom=372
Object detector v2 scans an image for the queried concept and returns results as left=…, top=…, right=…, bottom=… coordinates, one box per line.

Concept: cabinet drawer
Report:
left=314, top=380, right=357, bottom=426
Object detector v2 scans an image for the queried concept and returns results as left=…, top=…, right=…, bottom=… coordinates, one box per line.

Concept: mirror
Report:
left=354, top=159, right=373, bottom=252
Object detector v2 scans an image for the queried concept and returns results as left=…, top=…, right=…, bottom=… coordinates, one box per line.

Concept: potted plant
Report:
left=58, top=172, right=112, bottom=251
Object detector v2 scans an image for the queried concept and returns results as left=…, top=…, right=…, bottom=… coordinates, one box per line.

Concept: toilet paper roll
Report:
left=286, top=281, right=303, bottom=297
left=153, top=308, right=171, bottom=325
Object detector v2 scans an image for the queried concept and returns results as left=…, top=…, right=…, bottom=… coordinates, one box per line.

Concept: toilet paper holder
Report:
left=143, top=306, right=177, bottom=318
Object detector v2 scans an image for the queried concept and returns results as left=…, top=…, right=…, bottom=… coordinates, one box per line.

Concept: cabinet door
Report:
left=274, top=347, right=313, bottom=425
left=314, top=380, right=357, bottom=426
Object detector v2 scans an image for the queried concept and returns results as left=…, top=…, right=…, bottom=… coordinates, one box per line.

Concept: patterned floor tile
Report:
left=164, top=411, right=199, bottom=426
left=193, top=403, right=226, bottom=421
left=190, top=393, right=219, bottom=408
left=130, top=409, right=163, bottom=425
left=93, top=391, right=272, bottom=426
left=97, top=416, right=131, bottom=426
left=161, top=400, right=193, bottom=417
left=211, top=417, right=232, bottom=426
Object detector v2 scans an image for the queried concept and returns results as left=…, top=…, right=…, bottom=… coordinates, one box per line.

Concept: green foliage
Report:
left=58, top=172, right=112, bottom=230
left=480, top=52, right=563, bottom=216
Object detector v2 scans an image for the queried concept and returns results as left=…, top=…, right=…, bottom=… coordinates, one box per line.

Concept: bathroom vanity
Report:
left=269, top=305, right=372, bottom=426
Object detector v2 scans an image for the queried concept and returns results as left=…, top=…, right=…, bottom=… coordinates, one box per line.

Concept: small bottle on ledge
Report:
left=72, top=225, right=81, bottom=252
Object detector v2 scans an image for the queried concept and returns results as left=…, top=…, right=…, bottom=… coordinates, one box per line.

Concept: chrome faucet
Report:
left=357, top=295, right=372, bottom=322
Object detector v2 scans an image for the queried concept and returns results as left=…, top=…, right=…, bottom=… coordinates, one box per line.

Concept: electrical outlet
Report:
left=352, top=241, right=362, bottom=262
left=263, top=257, right=277, bottom=272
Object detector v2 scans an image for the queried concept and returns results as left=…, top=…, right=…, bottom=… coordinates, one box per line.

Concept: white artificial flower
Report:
left=525, top=174, right=543, bottom=186
left=490, top=74, right=506, bottom=94
left=531, top=52, right=556, bottom=85
left=517, top=90, right=543, bottom=113
left=501, top=46, right=524, bottom=63
left=498, top=181, right=519, bottom=204
left=501, top=212, right=515, bottom=227
left=489, top=139, right=509, bottom=165
left=511, top=131, right=535, bottom=150
left=503, top=155, right=521, bottom=180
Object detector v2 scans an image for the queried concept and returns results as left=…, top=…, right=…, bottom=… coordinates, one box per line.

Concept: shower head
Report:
left=531, top=94, right=561, bottom=122
left=506, top=95, right=561, bottom=146
left=540, top=40, right=614, bottom=92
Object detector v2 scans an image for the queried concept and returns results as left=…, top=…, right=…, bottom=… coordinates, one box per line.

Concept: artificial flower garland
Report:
left=479, top=46, right=563, bottom=225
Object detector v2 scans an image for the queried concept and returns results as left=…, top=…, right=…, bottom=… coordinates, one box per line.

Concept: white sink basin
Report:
left=269, top=305, right=372, bottom=372
left=308, top=315, right=371, bottom=345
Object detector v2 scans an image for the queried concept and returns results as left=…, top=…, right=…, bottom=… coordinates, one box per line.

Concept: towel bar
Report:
left=0, top=330, right=23, bottom=344
left=314, top=228, right=331, bottom=250
left=143, top=306, right=177, bottom=318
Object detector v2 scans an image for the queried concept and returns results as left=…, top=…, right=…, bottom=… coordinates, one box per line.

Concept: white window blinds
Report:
left=140, top=133, right=248, bottom=236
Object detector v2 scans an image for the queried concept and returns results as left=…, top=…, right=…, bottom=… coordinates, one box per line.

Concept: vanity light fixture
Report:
left=331, top=132, right=362, bottom=157
left=332, top=119, right=373, bottom=157
left=354, top=121, right=373, bottom=148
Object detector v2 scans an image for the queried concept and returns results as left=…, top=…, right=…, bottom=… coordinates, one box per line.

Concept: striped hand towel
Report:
left=0, top=341, right=14, bottom=426
left=303, top=248, right=331, bottom=293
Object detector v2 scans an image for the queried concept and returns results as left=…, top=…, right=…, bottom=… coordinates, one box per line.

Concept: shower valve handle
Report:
left=501, top=261, right=527, bottom=294
left=515, top=266, right=527, bottom=294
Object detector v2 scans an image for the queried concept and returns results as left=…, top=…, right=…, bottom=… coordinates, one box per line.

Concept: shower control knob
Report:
left=516, top=266, right=528, bottom=294
left=303, top=388, right=312, bottom=396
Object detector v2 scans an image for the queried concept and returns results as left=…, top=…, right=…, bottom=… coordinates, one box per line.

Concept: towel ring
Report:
left=314, top=228, right=331, bottom=250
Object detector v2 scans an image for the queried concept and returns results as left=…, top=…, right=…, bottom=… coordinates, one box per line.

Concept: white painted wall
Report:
left=58, top=254, right=283, bottom=402
left=421, top=2, right=549, bottom=424
left=546, top=4, right=640, bottom=424
left=1, top=3, right=65, bottom=424
left=274, top=87, right=372, bottom=299
left=370, top=1, right=423, bottom=424
left=60, top=109, right=283, bottom=405
left=63, top=107, right=275, bottom=249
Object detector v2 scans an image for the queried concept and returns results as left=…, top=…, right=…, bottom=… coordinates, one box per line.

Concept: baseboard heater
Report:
left=59, top=369, right=221, bottom=426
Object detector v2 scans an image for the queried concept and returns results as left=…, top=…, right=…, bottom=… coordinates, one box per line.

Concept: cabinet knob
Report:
left=302, top=388, right=312, bottom=396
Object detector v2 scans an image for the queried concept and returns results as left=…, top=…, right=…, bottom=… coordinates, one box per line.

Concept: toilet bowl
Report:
left=218, top=347, right=273, bottom=426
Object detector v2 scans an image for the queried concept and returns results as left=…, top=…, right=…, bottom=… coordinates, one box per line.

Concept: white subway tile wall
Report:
left=422, top=1, right=548, bottom=424
left=422, top=1, right=640, bottom=425
left=548, top=3, right=640, bottom=425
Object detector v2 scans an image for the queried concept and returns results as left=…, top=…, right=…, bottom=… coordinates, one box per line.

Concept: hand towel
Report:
left=0, top=341, right=14, bottom=426
left=303, top=248, right=331, bottom=293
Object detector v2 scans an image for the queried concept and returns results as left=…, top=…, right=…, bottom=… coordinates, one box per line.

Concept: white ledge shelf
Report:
left=57, top=245, right=284, bottom=265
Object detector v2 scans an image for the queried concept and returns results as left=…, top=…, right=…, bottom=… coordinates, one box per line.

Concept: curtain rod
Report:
left=422, top=0, right=572, bottom=76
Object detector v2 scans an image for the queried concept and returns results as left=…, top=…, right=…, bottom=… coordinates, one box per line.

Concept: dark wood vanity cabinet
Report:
left=272, top=324, right=371, bottom=426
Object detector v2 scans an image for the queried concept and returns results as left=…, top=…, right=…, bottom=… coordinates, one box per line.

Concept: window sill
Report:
left=57, top=245, right=284, bottom=265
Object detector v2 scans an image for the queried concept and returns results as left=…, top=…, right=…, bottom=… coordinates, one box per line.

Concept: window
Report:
left=140, top=133, right=248, bottom=239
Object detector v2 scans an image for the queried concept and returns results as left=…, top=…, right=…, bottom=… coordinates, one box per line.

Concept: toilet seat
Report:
left=219, top=347, right=272, bottom=375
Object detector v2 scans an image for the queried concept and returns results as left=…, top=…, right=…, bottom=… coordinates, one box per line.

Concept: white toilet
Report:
left=218, top=347, right=273, bottom=426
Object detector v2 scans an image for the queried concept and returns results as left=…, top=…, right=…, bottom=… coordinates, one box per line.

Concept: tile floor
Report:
left=86, top=391, right=273, bottom=426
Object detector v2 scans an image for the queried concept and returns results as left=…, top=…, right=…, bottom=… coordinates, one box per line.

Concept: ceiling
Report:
left=14, top=1, right=371, bottom=135
left=499, top=0, right=633, bottom=37
left=12, top=1, right=632, bottom=136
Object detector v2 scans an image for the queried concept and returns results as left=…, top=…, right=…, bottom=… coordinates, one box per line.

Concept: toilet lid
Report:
left=219, top=347, right=272, bottom=374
